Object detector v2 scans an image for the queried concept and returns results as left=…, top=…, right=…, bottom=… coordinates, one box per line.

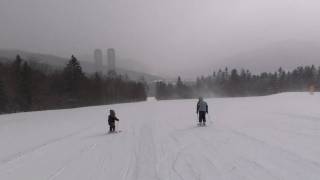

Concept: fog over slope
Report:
left=206, top=40, right=320, bottom=75
left=1, top=0, right=320, bottom=78
left=0, top=49, right=162, bottom=82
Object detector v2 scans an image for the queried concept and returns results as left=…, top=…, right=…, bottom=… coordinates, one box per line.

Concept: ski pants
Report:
left=198, top=111, right=206, bottom=123
left=109, top=122, right=116, bottom=132
left=109, top=125, right=115, bottom=132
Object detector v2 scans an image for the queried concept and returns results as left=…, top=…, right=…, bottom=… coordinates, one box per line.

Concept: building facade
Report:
left=94, top=49, right=103, bottom=73
left=107, top=48, right=116, bottom=72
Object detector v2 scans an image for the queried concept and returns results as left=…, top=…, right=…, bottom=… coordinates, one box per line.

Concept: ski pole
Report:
left=196, top=112, right=199, bottom=125
left=208, top=113, right=213, bottom=125
left=116, top=121, right=119, bottom=132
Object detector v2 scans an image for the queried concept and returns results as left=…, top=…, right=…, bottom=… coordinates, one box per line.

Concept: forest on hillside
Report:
left=0, top=55, right=147, bottom=114
left=156, top=66, right=320, bottom=100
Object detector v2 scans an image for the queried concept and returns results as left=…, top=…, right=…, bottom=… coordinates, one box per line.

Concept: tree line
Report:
left=155, top=66, right=320, bottom=100
left=0, top=55, right=147, bottom=114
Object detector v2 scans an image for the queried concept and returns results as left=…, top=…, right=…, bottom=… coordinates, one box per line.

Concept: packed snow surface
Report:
left=0, top=93, right=320, bottom=180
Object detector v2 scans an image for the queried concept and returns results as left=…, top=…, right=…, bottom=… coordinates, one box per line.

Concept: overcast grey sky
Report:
left=1, top=0, right=320, bottom=78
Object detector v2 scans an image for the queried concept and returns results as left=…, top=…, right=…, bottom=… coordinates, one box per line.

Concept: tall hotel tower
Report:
left=107, top=48, right=116, bottom=72
left=94, top=49, right=103, bottom=73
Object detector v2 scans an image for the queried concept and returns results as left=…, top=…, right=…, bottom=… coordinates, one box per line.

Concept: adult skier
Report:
left=196, top=97, right=208, bottom=126
left=108, top=109, right=119, bottom=133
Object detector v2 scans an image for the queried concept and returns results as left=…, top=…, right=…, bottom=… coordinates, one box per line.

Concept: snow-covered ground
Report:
left=0, top=93, right=320, bottom=180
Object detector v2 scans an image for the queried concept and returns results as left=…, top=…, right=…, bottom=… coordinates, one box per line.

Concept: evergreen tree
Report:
left=11, top=55, right=23, bottom=96
left=228, top=69, right=240, bottom=96
left=12, top=55, right=22, bottom=74
left=0, top=79, right=8, bottom=113
left=18, top=62, right=33, bottom=111
left=155, top=81, right=167, bottom=100
left=10, top=55, right=25, bottom=111
left=107, top=70, right=117, bottom=78
left=176, top=76, right=187, bottom=98
left=63, top=55, right=85, bottom=97
left=317, top=66, right=320, bottom=86
left=92, top=72, right=104, bottom=104
left=139, top=76, right=148, bottom=91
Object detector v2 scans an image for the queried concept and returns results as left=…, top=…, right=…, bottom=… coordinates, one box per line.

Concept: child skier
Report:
left=196, top=97, right=208, bottom=126
left=108, top=109, right=119, bottom=133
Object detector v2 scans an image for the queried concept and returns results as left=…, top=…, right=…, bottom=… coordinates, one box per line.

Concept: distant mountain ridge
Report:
left=0, top=49, right=163, bottom=82
left=219, top=40, right=320, bottom=73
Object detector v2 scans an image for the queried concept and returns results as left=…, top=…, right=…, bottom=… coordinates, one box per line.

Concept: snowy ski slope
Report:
left=0, top=93, right=320, bottom=180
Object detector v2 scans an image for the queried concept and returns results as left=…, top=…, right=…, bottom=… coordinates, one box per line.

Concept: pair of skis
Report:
left=107, top=130, right=122, bottom=134
left=106, top=121, right=122, bottom=134
left=197, top=113, right=213, bottom=127
left=197, top=122, right=207, bottom=127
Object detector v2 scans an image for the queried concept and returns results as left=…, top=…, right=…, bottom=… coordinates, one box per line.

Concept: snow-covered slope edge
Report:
left=0, top=92, right=319, bottom=180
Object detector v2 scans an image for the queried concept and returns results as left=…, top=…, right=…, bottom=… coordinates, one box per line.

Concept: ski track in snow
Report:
left=0, top=92, right=320, bottom=180
left=0, top=125, right=95, bottom=165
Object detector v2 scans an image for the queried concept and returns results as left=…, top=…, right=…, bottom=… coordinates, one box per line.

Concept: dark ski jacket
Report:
left=197, top=100, right=208, bottom=113
left=108, top=115, right=119, bottom=126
